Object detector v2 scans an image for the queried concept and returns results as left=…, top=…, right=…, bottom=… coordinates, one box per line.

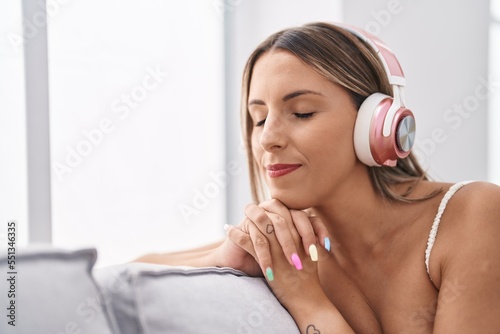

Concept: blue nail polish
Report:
left=324, top=237, right=331, bottom=252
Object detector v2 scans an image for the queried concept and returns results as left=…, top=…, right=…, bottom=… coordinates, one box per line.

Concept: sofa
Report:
left=0, top=247, right=300, bottom=333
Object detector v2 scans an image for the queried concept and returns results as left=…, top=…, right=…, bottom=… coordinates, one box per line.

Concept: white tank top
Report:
left=425, top=181, right=473, bottom=282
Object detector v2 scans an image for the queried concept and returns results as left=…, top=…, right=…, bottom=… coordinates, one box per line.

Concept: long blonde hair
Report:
left=241, top=22, right=440, bottom=203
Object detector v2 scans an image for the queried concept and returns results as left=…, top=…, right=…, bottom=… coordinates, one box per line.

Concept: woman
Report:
left=136, top=22, right=500, bottom=333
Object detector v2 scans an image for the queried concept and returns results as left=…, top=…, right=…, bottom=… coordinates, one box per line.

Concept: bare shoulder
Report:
left=435, top=181, right=500, bottom=257
left=442, top=181, right=500, bottom=263
left=446, top=181, right=500, bottom=224
left=429, top=181, right=500, bottom=332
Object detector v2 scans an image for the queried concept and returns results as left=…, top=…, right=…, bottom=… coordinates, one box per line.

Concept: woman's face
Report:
left=248, top=50, right=361, bottom=209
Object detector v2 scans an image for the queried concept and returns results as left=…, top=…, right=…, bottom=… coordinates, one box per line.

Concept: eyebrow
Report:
left=248, top=89, right=324, bottom=107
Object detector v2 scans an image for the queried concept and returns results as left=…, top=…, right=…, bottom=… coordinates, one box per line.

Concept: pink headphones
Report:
left=337, top=24, right=416, bottom=167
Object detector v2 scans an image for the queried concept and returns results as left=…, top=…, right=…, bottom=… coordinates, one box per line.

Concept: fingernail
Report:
left=223, top=224, right=231, bottom=231
left=309, top=244, right=318, bottom=261
left=266, top=267, right=274, bottom=282
left=324, top=237, right=331, bottom=252
left=291, top=253, right=303, bottom=270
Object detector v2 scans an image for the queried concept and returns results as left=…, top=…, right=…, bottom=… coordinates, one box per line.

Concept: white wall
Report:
left=0, top=2, right=28, bottom=249
left=48, top=1, right=226, bottom=266
left=344, top=0, right=491, bottom=182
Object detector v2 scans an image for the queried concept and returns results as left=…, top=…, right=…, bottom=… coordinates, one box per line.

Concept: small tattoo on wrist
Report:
left=306, top=324, right=320, bottom=334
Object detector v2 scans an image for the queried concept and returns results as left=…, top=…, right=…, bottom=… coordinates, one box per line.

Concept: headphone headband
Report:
left=336, top=24, right=406, bottom=87
left=336, top=23, right=416, bottom=167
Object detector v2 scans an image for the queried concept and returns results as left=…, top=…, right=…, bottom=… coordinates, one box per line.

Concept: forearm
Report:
left=133, top=240, right=223, bottom=267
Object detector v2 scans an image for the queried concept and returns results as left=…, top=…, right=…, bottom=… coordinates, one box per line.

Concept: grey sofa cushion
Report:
left=0, top=246, right=117, bottom=334
left=94, top=263, right=300, bottom=334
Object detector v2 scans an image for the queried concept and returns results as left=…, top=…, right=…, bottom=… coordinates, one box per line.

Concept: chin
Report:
left=269, top=189, right=314, bottom=210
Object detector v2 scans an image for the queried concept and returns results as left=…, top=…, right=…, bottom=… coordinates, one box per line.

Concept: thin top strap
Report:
left=425, top=181, right=473, bottom=281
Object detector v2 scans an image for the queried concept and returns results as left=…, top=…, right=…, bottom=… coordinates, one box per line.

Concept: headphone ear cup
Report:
left=354, top=93, right=416, bottom=167
left=354, top=93, right=392, bottom=167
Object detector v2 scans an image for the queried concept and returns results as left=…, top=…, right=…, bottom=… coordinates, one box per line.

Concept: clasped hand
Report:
left=223, top=199, right=331, bottom=307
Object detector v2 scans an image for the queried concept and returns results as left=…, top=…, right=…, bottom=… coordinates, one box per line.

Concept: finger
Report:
left=232, top=216, right=275, bottom=281
left=224, top=223, right=256, bottom=259
left=308, top=215, right=332, bottom=253
left=244, top=203, right=274, bottom=228
left=245, top=203, right=301, bottom=270
left=266, top=212, right=303, bottom=271
left=290, top=210, right=320, bottom=261
left=247, top=202, right=296, bottom=262
left=315, top=239, right=331, bottom=262
left=245, top=220, right=276, bottom=282
left=225, top=222, right=275, bottom=281
left=258, top=199, right=294, bottom=229
left=259, top=200, right=314, bottom=264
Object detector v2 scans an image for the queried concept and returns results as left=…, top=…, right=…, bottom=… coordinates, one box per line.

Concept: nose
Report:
left=259, top=113, right=287, bottom=152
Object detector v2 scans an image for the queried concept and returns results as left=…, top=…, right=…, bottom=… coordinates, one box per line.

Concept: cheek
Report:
left=305, top=123, right=357, bottom=169
left=251, top=133, right=263, bottom=164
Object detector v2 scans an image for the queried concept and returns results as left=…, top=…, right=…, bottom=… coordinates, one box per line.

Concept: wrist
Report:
left=285, top=289, right=353, bottom=333
left=285, top=286, right=333, bottom=316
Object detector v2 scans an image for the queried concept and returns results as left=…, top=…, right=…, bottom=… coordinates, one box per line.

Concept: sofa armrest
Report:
left=94, top=262, right=300, bottom=334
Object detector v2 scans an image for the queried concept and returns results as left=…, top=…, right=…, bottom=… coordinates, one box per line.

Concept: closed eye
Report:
left=294, top=112, right=315, bottom=119
left=255, top=112, right=315, bottom=127
left=255, top=119, right=266, bottom=127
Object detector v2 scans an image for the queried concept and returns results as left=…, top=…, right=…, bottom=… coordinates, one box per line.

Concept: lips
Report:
left=266, top=164, right=302, bottom=178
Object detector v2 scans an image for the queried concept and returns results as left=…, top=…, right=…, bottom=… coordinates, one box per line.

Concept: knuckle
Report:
left=259, top=199, right=273, bottom=207
left=253, top=236, right=269, bottom=249
left=291, top=209, right=307, bottom=221
left=259, top=198, right=284, bottom=212
left=235, top=234, right=249, bottom=246
left=227, top=229, right=247, bottom=245
left=269, top=198, right=282, bottom=207
left=254, top=211, right=269, bottom=225
left=246, top=204, right=270, bottom=226
left=272, top=215, right=287, bottom=228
